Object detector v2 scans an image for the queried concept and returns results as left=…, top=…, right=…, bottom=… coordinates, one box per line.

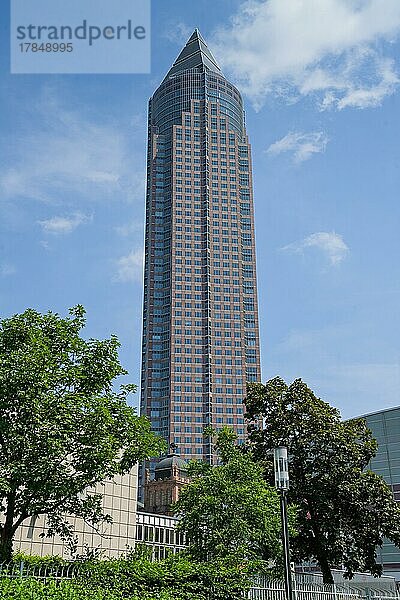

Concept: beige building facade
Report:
left=13, top=466, right=138, bottom=559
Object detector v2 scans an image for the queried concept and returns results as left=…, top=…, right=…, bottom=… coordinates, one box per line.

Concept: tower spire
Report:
left=163, top=29, right=222, bottom=80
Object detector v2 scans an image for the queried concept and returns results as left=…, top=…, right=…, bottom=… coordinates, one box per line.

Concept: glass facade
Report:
left=364, top=407, right=400, bottom=580
left=140, top=30, right=261, bottom=477
left=136, top=512, right=186, bottom=561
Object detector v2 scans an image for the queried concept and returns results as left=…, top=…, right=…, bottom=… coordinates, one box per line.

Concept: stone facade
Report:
left=144, top=454, right=190, bottom=516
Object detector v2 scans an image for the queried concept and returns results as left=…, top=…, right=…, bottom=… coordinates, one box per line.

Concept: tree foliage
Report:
left=245, top=377, right=400, bottom=583
left=174, top=427, right=296, bottom=563
left=0, top=306, right=165, bottom=562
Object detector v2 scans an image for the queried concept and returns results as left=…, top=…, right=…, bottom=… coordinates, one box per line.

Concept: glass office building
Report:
left=363, top=406, right=400, bottom=581
left=140, top=30, right=261, bottom=468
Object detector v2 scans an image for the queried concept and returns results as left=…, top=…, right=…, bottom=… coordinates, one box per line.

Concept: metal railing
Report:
left=295, top=572, right=399, bottom=594
left=0, top=561, right=79, bottom=581
left=1, top=563, right=399, bottom=600
left=249, top=578, right=400, bottom=600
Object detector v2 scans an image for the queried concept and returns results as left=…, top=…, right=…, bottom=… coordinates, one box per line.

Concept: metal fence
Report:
left=1, top=562, right=399, bottom=600
left=0, top=561, right=79, bottom=581
left=249, top=577, right=400, bottom=600
left=295, top=572, right=399, bottom=594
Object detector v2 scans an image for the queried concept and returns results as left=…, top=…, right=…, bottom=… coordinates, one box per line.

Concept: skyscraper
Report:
left=140, top=30, right=261, bottom=466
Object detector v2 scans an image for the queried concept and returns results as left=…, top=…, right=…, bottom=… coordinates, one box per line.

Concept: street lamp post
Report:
left=274, top=446, right=293, bottom=600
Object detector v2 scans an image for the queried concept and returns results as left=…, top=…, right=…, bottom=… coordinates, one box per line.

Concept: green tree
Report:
left=174, top=427, right=296, bottom=563
left=0, top=306, right=165, bottom=563
left=245, top=377, right=400, bottom=583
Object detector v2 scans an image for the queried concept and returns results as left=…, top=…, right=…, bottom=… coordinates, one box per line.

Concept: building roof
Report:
left=163, top=29, right=222, bottom=81
left=354, top=405, right=400, bottom=420
left=155, top=454, right=189, bottom=472
left=154, top=454, right=188, bottom=479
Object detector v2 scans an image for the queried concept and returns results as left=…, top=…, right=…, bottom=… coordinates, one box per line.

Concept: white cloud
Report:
left=115, top=249, right=144, bottom=283
left=0, top=92, right=146, bottom=205
left=281, top=232, right=349, bottom=265
left=114, top=220, right=144, bottom=237
left=267, top=131, right=328, bottom=162
left=0, top=263, right=16, bottom=276
left=164, top=22, right=193, bottom=46
left=212, top=0, right=400, bottom=109
left=38, top=212, right=92, bottom=235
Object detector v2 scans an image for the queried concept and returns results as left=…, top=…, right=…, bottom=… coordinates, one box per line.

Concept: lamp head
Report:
left=273, top=446, right=289, bottom=490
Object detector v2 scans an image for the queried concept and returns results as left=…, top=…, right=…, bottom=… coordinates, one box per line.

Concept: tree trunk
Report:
left=311, top=526, right=334, bottom=584
left=0, top=529, right=13, bottom=564
left=317, top=550, right=334, bottom=584
left=0, top=492, right=16, bottom=563
left=308, top=504, right=334, bottom=584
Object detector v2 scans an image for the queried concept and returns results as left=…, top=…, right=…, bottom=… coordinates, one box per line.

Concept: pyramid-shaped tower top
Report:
left=163, top=29, right=222, bottom=80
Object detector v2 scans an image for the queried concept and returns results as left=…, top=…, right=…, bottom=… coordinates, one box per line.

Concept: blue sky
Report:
left=1, top=0, right=399, bottom=418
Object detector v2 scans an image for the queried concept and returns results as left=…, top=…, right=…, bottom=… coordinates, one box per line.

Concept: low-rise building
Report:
left=136, top=511, right=186, bottom=560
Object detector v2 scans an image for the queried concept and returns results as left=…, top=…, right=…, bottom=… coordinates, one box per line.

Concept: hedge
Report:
left=3, top=552, right=269, bottom=599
